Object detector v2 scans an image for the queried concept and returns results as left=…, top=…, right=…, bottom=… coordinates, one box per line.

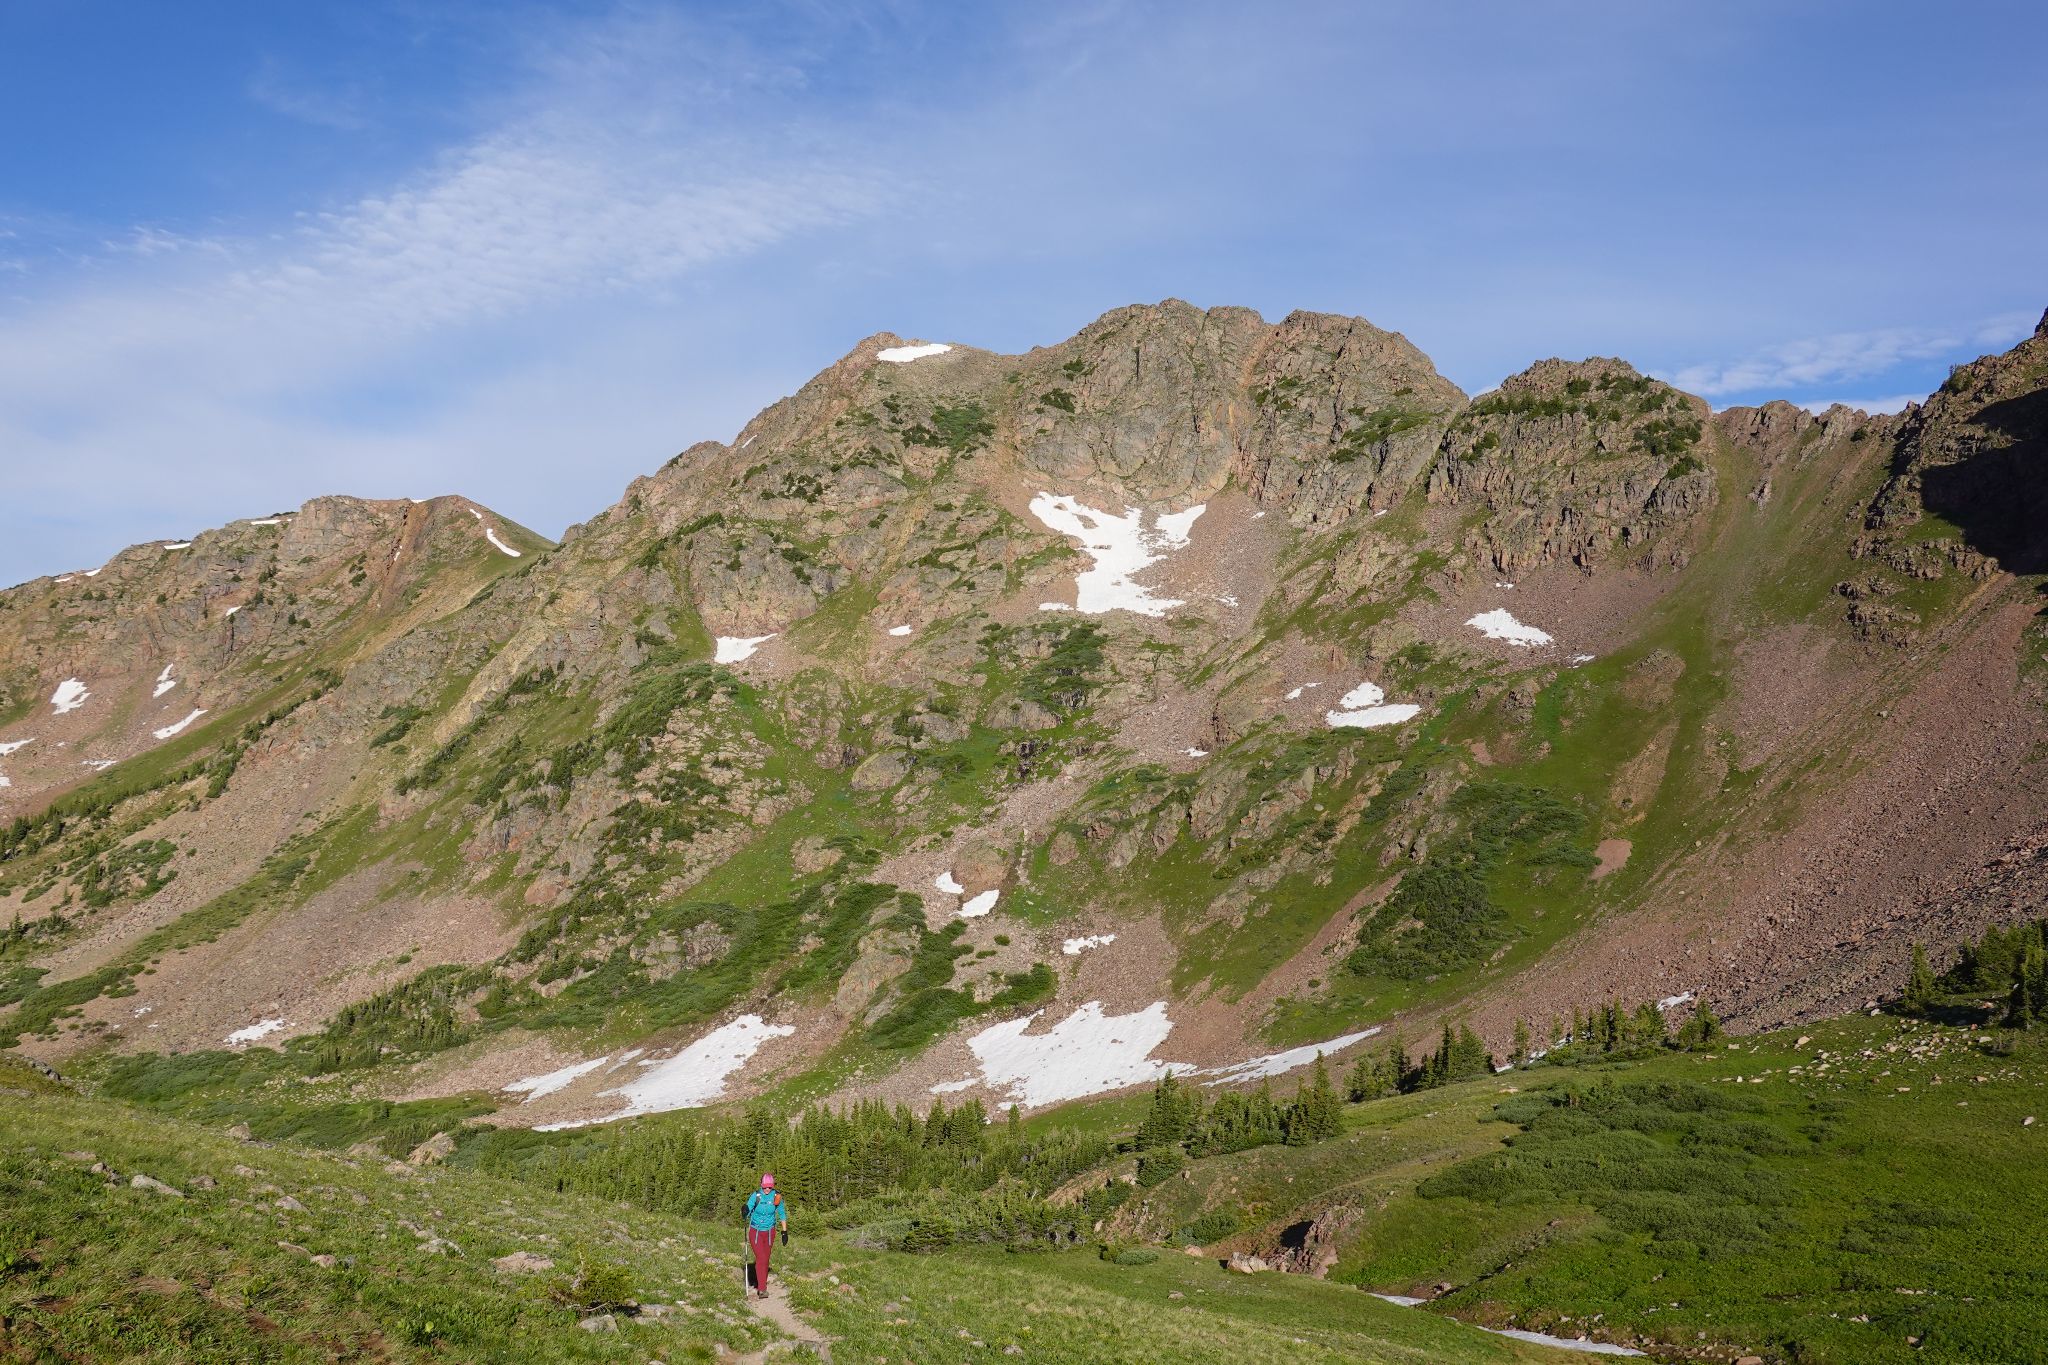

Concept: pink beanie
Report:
left=761, top=1174, right=775, bottom=1189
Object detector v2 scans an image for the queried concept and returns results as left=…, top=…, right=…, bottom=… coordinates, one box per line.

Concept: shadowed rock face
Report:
left=1872, top=310, right=2048, bottom=576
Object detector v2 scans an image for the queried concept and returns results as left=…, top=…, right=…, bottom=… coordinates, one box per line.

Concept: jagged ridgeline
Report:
left=1, top=301, right=2045, bottom=1131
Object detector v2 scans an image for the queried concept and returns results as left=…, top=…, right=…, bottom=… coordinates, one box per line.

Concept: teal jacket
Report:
left=746, top=1189, right=787, bottom=1232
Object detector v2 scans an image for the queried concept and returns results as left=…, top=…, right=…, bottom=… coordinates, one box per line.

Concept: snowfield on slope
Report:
left=714, top=634, right=776, bottom=663
left=943, top=1001, right=1378, bottom=1108
left=1060, top=934, right=1116, bottom=956
left=529, top=1015, right=794, bottom=1129
left=1467, top=608, right=1553, bottom=647
left=484, top=527, right=522, bottom=557
left=1028, top=493, right=1206, bottom=616
left=153, top=664, right=177, bottom=698
left=1325, top=681, right=1421, bottom=729
left=49, top=679, right=90, bottom=715
left=876, top=342, right=951, bottom=362
left=225, top=1018, right=286, bottom=1045
left=505, top=1056, right=609, bottom=1102
left=153, top=709, right=207, bottom=740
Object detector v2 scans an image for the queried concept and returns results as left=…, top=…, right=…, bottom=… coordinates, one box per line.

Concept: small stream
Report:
left=1368, top=1294, right=1646, bottom=1357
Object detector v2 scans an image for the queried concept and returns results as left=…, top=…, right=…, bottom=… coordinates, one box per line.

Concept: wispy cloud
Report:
left=247, top=56, right=372, bottom=131
left=1663, top=313, right=2036, bottom=398
left=0, top=13, right=898, bottom=584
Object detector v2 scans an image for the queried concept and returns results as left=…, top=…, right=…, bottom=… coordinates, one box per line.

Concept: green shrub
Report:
left=556, top=1258, right=635, bottom=1312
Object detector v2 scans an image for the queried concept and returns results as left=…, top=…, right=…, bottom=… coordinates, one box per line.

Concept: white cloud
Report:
left=1662, top=312, right=2035, bottom=398
left=0, top=17, right=896, bottom=586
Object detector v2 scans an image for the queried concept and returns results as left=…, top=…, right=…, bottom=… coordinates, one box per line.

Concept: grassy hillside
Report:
left=8, top=1000, right=2046, bottom=1363
left=2, top=1059, right=1566, bottom=1365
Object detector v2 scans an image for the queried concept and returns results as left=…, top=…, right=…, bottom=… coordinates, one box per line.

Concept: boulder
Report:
left=849, top=748, right=912, bottom=792
left=406, top=1132, right=457, bottom=1166
left=494, top=1251, right=556, bottom=1274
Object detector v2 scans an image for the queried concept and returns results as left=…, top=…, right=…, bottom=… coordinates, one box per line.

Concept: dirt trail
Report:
left=738, top=1275, right=833, bottom=1362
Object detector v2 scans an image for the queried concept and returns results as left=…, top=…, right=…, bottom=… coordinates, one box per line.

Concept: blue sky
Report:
left=2, top=1, right=2043, bottom=586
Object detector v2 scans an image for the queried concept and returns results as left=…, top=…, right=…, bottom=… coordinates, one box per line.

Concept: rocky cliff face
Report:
left=1429, top=358, right=1716, bottom=573
left=2, top=300, right=2044, bottom=1133
left=1870, top=309, right=2048, bottom=575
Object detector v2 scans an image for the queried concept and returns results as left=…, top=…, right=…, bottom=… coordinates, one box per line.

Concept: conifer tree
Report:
left=2005, top=974, right=2030, bottom=1030
left=1902, top=942, right=1938, bottom=1016
left=1676, top=1000, right=1723, bottom=1050
left=1511, top=1017, right=1531, bottom=1065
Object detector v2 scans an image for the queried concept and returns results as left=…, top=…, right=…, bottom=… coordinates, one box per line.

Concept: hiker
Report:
left=744, top=1174, right=790, bottom=1298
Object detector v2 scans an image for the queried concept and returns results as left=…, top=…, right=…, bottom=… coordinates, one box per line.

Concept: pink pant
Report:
left=748, top=1227, right=776, bottom=1289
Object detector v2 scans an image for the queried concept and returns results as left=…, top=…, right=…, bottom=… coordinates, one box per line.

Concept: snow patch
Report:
left=1199, top=1029, right=1381, bottom=1085
left=1027, top=493, right=1206, bottom=616
left=956, top=1003, right=1373, bottom=1107
left=225, top=1018, right=286, bottom=1045
left=0, top=773, right=8, bottom=788
left=162, top=541, right=191, bottom=550
left=929, top=1077, right=979, bottom=1094
left=85, top=567, right=103, bottom=577
left=247, top=518, right=284, bottom=526
left=1494, top=581, right=1515, bottom=589
left=1183, top=747, right=1208, bottom=757
left=1570, top=653, right=1596, bottom=665
left=1466, top=608, right=1553, bottom=647
left=153, top=709, right=207, bottom=740
left=80, top=759, right=117, bottom=771
left=1060, top=934, right=1117, bottom=956
left=1325, top=681, right=1421, bottom=730
left=0, top=739, right=32, bottom=756
left=966, top=1001, right=1176, bottom=1107
left=1284, top=683, right=1319, bottom=701
left=153, top=665, right=177, bottom=698
left=224, top=605, right=241, bottom=617
left=1368, top=1296, right=1642, bottom=1355
left=484, top=527, right=522, bottom=557
left=887, top=624, right=913, bottom=637
left=49, top=679, right=89, bottom=715
left=1657, top=991, right=1695, bottom=1011
left=1038, top=601, right=1071, bottom=611
left=543, top=1015, right=794, bottom=1127
left=714, top=634, right=776, bottom=664
left=876, top=342, right=952, bottom=363
left=506, top=1056, right=610, bottom=1102
left=960, top=889, right=1000, bottom=918
left=934, top=871, right=965, bottom=895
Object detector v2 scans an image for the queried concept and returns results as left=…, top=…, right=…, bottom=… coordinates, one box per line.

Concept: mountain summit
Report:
left=2, top=301, right=2044, bottom=1131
